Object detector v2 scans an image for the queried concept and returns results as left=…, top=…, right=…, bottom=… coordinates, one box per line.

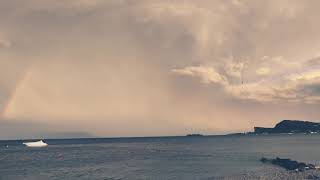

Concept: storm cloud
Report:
left=1, top=0, right=320, bottom=138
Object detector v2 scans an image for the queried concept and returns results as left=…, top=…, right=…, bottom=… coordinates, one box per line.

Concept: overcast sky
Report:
left=1, top=0, right=320, bottom=139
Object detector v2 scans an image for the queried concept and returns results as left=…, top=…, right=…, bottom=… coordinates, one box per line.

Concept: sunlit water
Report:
left=1, top=134, right=320, bottom=179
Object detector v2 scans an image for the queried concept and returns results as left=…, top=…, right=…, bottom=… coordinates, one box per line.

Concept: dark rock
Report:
left=186, top=134, right=204, bottom=137
left=260, top=157, right=316, bottom=171
left=254, top=120, right=320, bottom=134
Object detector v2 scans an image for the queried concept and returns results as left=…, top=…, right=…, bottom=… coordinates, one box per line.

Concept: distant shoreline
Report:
left=2, top=120, right=320, bottom=141
left=2, top=131, right=320, bottom=142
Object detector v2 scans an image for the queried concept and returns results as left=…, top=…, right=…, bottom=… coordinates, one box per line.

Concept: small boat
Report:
left=23, top=140, right=48, bottom=147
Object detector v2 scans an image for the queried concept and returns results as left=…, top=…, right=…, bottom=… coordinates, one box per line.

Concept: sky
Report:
left=1, top=0, right=320, bottom=139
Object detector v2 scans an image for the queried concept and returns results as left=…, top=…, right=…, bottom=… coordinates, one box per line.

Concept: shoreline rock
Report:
left=260, top=157, right=317, bottom=172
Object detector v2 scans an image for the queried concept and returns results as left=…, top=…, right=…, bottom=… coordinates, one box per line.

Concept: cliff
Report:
left=254, top=120, right=320, bottom=134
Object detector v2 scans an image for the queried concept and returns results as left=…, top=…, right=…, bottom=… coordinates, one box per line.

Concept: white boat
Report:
left=23, top=140, right=48, bottom=147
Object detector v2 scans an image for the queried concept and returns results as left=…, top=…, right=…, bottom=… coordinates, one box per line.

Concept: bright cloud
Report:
left=172, top=61, right=320, bottom=104
left=172, top=66, right=228, bottom=85
left=256, top=67, right=271, bottom=76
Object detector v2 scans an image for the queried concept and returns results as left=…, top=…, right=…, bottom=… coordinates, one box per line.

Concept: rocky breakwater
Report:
left=260, top=157, right=317, bottom=172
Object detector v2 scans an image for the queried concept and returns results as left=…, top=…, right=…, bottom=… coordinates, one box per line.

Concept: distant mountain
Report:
left=254, top=120, right=320, bottom=134
left=0, top=121, right=96, bottom=140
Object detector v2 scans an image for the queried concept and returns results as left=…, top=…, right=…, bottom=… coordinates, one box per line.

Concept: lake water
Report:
left=1, top=134, right=320, bottom=179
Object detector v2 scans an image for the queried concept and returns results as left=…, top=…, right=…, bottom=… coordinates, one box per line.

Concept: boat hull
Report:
left=23, top=140, right=48, bottom=147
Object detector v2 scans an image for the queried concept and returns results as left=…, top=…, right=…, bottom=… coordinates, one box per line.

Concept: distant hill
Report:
left=254, top=120, right=320, bottom=134
left=0, top=121, right=96, bottom=140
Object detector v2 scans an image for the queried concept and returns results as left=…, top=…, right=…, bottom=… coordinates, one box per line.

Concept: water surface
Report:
left=1, top=134, right=320, bottom=179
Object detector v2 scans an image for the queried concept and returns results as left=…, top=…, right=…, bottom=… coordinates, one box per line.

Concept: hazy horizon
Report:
left=1, top=0, right=320, bottom=139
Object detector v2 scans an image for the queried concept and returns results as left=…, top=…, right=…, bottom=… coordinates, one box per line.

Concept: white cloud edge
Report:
left=172, top=60, right=320, bottom=104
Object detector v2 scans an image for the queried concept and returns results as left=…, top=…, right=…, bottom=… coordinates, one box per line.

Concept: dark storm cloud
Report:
left=1, top=0, right=320, bottom=138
